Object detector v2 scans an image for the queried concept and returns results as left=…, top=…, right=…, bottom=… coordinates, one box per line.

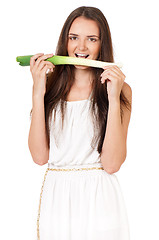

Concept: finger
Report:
left=103, top=65, right=120, bottom=74
left=101, top=68, right=121, bottom=80
left=45, top=61, right=55, bottom=67
left=111, top=66, right=126, bottom=79
left=101, top=73, right=117, bottom=84
left=102, top=68, right=126, bottom=83
left=34, top=53, right=54, bottom=68
left=41, top=64, right=52, bottom=75
left=103, top=65, right=125, bottom=79
left=103, top=64, right=121, bottom=69
left=30, top=53, right=44, bottom=69
left=103, top=65, right=115, bottom=69
left=38, top=61, right=55, bottom=71
left=101, top=70, right=123, bottom=84
left=46, top=67, right=54, bottom=74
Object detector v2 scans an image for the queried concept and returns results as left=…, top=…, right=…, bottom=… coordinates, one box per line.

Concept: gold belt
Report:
left=47, top=167, right=104, bottom=171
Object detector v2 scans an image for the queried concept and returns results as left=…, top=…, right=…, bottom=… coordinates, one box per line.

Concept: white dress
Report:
left=37, top=96, right=130, bottom=240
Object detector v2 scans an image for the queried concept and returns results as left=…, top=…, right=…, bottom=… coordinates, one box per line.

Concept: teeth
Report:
left=77, top=53, right=87, bottom=56
left=75, top=53, right=89, bottom=58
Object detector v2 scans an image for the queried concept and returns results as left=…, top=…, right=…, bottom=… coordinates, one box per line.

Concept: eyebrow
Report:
left=69, top=33, right=99, bottom=38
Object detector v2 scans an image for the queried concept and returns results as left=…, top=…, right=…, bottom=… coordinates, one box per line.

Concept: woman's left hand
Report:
left=100, top=65, right=126, bottom=102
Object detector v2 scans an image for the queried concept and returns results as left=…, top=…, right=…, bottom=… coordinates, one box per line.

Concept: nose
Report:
left=78, top=39, right=87, bottom=51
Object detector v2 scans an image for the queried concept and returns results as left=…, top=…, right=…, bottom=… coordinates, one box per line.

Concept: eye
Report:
left=88, top=38, right=97, bottom=42
left=69, top=36, right=78, bottom=40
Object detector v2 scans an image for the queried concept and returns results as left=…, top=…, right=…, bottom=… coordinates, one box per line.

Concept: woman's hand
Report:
left=100, top=65, right=126, bottom=102
left=30, top=53, right=55, bottom=97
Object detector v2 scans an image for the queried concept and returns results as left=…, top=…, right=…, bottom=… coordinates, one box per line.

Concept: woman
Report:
left=28, top=6, right=132, bottom=240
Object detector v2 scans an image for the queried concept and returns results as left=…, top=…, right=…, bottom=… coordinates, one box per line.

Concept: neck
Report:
left=74, top=67, right=93, bottom=89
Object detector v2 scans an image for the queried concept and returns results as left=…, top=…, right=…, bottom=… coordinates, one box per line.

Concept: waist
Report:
left=47, top=162, right=104, bottom=171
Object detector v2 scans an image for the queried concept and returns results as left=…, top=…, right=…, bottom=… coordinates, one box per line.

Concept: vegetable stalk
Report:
left=16, top=55, right=123, bottom=68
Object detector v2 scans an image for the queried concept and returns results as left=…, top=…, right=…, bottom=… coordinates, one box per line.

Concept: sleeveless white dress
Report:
left=37, top=95, right=130, bottom=240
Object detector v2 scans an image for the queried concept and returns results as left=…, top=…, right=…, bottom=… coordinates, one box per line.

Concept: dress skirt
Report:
left=37, top=163, right=130, bottom=240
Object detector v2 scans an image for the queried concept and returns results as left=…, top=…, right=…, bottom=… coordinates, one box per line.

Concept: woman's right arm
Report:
left=28, top=53, right=55, bottom=165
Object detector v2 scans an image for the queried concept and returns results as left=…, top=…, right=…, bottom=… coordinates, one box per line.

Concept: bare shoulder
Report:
left=122, top=82, right=132, bottom=104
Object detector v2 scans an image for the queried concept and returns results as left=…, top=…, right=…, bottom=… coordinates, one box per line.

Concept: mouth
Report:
left=75, top=53, right=89, bottom=58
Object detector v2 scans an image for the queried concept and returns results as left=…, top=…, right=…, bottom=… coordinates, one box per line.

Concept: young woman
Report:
left=28, top=6, right=132, bottom=240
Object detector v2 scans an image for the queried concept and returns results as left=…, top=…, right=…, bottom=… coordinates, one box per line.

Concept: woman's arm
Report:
left=28, top=94, right=49, bottom=166
left=28, top=53, right=54, bottom=166
left=100, top=80, right=132, bottom=174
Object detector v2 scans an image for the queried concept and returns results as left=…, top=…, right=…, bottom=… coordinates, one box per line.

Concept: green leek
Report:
left=16, top=55, right=122, bottom=68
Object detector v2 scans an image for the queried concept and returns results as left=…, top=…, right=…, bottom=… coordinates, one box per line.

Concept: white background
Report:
left=0, top=0, right=159, bottom=239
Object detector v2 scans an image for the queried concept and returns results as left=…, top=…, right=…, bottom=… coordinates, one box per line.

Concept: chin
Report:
left=74, top=65, right=90, bottom=70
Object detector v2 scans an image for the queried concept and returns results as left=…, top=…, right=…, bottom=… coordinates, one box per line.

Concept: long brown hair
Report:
left=30, top=6, right=131, bottom=154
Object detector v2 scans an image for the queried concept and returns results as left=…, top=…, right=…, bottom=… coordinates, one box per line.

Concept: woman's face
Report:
left=67, top=16, right=101, bottom=69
